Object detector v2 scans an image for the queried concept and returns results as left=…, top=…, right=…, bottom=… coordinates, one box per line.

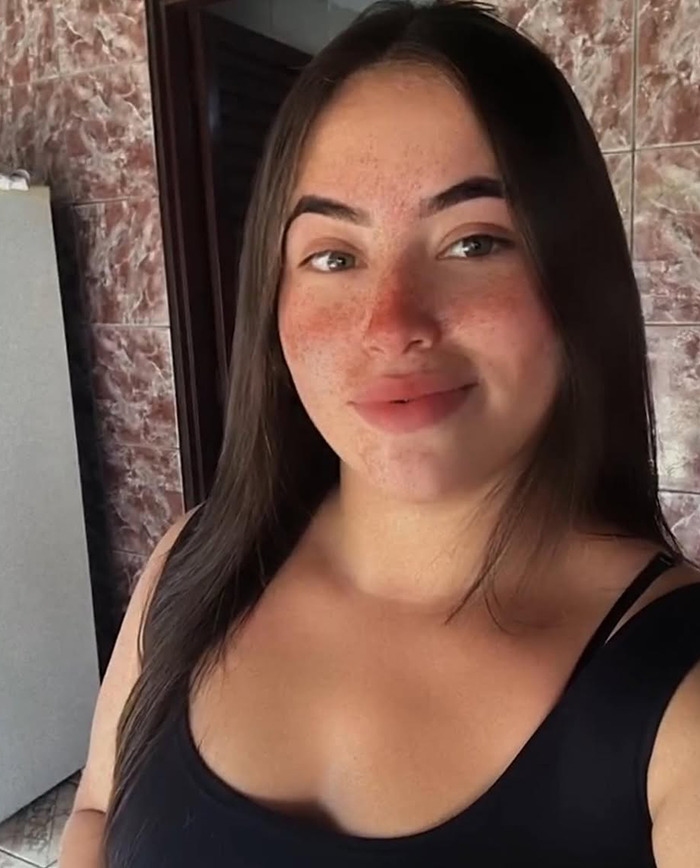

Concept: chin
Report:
left=345, top=452, right=479, bottom=503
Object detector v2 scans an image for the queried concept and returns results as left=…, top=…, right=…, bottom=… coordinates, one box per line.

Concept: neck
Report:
left=314, top=467, right=523, bottom=617
left=309, top=467, right=628, bottom=623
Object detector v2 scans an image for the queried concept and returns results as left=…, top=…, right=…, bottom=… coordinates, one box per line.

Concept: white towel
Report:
left=0, top=170, right=31, bottom=191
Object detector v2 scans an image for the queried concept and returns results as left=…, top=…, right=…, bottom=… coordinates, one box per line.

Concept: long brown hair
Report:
left=103, top=0, right=689, bottom=860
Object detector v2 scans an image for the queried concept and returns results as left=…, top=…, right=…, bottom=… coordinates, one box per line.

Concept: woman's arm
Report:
left=57, top=505, right=203, bottom=866
left=650, top=660, right=700, bottom=867
left=58, top=809, right=106, bottom=867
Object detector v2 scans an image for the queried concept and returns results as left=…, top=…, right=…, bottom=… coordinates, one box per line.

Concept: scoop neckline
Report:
left=174, top=556, right=696, bottom=852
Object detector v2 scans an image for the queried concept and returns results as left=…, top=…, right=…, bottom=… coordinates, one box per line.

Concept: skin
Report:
left=278, top=61, right=565, bottom=613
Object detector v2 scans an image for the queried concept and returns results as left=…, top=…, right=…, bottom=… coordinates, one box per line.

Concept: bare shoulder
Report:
left=72, top=502, right=204, bottom=814
left=646, top=560, right=700, bottom=865
left=648, top=658, right=700, bottom=866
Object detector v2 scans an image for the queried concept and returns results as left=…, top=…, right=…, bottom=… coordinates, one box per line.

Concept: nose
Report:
left=362, top=269, right=441, bottom=357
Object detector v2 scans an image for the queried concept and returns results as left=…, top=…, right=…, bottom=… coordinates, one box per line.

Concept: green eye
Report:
left=304, top=250, right=357, bottom=272
left=444, top=234, right=514, bottom=258
left=300, top=234, right=514, bottom=273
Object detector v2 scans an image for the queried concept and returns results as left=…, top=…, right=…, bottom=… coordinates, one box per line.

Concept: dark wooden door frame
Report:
left=146, top=0, right=310, bottom=509
left=147, top=0, right=226, bottom=508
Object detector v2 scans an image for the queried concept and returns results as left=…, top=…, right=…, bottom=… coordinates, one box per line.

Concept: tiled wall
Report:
left=0, top=0, right=697, bottom=650
left=496, top=0, right=700, bottom=561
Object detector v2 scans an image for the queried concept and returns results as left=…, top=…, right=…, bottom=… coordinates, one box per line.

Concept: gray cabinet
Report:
left=0, top=187, right=100, bottom=823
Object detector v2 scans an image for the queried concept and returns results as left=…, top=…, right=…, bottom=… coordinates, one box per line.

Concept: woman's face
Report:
left=278, top=63, right=563, bottom=502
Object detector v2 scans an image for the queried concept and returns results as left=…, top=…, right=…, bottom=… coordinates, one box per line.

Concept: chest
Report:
left=187, top=581, right=632, bottom=838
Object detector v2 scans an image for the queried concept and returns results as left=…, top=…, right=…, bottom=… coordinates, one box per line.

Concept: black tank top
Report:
left=106, top=550, right=700, bottom=867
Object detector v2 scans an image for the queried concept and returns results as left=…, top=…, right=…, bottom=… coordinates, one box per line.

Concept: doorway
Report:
left=146, top=0, right=317, bottom=505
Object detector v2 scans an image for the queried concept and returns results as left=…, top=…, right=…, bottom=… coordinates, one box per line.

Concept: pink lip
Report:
left=352, top=372, right=473, bottom=404
left=351, top=384, right=476, bottom=433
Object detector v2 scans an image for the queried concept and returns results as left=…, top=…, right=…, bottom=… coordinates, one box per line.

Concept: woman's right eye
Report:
left=301, top=250, right=357, bottom=272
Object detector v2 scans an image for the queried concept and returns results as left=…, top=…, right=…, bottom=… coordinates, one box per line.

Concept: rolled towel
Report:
left=0, top=169, right=31, bottom=191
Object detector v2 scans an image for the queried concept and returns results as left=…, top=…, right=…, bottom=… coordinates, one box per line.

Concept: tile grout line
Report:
left=113, top=548, right=149, bottom=556
left=5, top=57, right=150, bottom=89
left=634, top=139, right=700, bottom=150
left=601, top=141, right=700, bottom=154
left=71, top=195, right=161, bottom=208
left=0, top=845, right=44, bottom=867
left=91, top=322, right=172, bottom=330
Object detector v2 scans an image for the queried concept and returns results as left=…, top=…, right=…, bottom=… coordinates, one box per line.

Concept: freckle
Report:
left=288, top=304, right=352, bottom=356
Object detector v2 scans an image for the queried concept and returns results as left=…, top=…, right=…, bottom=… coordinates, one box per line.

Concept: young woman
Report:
left=61, top=2, right=700, bottom=866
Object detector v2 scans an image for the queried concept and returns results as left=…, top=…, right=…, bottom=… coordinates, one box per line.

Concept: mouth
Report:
left=350, top=383, right=476, bottom=433
left=387, top=384, right=473, bottom=404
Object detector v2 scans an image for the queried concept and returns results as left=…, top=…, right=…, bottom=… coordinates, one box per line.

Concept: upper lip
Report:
left=351, top=372, right=475, bottom=404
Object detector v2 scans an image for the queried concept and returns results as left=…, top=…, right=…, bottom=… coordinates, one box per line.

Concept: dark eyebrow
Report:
left=283, top=175, right=505, bottom=237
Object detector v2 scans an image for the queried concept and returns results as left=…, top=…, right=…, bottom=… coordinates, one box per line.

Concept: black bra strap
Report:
left=566, top=550, right=680, bottom=689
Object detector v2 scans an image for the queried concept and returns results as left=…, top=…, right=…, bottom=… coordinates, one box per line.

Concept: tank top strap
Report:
left=565, top=550, right=681, bottom=690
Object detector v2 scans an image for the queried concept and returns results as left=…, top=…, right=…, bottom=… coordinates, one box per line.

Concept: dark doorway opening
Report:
left=146, top=0, right=311, bottom=506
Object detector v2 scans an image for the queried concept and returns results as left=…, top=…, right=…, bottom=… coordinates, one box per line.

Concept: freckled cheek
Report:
left=278, top=292, right=355, bottom=395
left=451, top=288, right=561, bottom=383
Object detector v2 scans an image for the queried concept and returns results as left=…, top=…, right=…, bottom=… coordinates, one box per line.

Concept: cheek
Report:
left=278, top=270, right=561, bottom=401
left=278, top=288, right=355, bottom=392
left=453, top=286, right=561, bottom=391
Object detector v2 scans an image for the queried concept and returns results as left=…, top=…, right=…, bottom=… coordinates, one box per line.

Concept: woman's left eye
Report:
left=442, top=234, right=514, bottom=259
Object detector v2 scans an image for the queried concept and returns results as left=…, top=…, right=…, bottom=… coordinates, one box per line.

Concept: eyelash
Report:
left=299, top=233, right=515, bottom=273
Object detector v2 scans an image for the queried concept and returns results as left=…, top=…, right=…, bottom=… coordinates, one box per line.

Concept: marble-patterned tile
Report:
left=647, top=325, right=700, bottom=491
left=55, top=0, right=148, bottom=75
left=0, top=780, right=76, bottom=868
left=5, top=80, right=74, bottom=200
left=73, top=198, right=169, bottom=325
left=0, top=88, right=14, bottom=171
left=634, top=146, right=700, bottom=322
left=499, top=0, right=634, bottom=150
left=0, top=0, right=60, bottom=87
left=660, top=491, right=700, bottom=563
left=101, top=443, right=184, bottom=556
left=112, top=548, right=148, bottom=618
left=2, top=65, right=155, bottom=203
left=89, top=325, right=179, bottom=449
left=603, top=151, right=633, bottom=245
left=31, top=78, right=76, bottom=199
left=63, top=63, right=157, bottom=202
left=636, top=0, right=700, bottom=147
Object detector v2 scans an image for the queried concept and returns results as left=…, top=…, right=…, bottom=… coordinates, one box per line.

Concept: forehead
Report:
left=292, top=63, right=500, bottom=209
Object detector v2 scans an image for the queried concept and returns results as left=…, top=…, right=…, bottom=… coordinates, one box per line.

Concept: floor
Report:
left=0, top=772, right=81, bottom=868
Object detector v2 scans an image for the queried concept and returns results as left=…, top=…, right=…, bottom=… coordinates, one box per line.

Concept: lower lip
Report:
left=351, top=385, right=475, bottom=433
